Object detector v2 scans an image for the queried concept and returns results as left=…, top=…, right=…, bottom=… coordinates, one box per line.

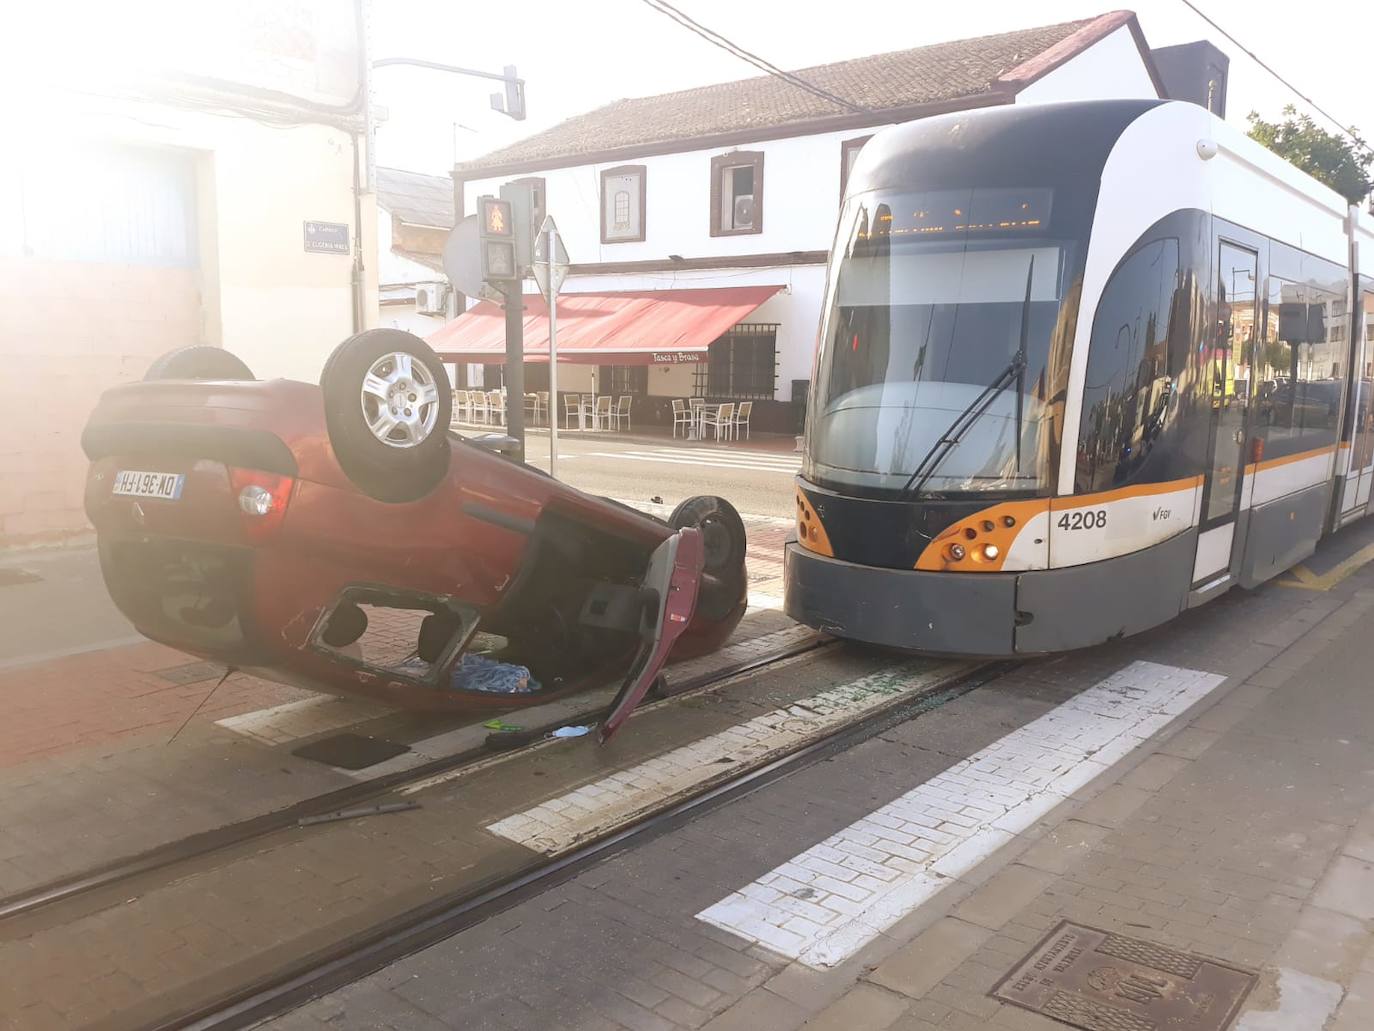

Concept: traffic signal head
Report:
left=480, top=197, right=513, bottom=238
left=477, top=196, right=517, bottom=282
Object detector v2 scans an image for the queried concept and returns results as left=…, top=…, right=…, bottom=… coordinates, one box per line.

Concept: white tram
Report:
left=788, top=99, right=1374, bottom=655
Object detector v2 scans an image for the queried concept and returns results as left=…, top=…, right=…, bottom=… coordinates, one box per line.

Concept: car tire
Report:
left=144, top=346, right=255, bottom=381
left=321, top=329, right=452, bottom=503
left=669, top=495, right=747, bottom=620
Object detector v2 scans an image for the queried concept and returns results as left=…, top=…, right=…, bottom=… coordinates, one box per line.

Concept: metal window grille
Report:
left=598, top=365, right=648, bottom=395
left=703, top=323, right=778, bottom=400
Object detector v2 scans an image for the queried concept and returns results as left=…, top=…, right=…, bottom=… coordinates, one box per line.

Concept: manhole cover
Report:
left=293, top=733, right=410, bottom=770
left=0, top=568, right=41, bottom=587
left=991, top=921, right=1256, bottom=1031
left=155, top=660, right=227, bottom=685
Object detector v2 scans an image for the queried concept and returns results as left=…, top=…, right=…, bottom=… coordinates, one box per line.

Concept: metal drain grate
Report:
left=991, top=920, right=1257, bottom=1031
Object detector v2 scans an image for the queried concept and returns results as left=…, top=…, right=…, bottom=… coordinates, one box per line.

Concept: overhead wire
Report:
left=635, top=0, right=869, bottom=115
left=1176, top=0, right=1365, bottom=145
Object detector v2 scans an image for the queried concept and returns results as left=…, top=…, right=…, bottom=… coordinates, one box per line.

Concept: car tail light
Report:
left=228, top=468, right=294, bottom=541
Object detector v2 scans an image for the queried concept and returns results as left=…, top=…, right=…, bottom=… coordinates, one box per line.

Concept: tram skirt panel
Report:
left=783, top=542, right=1017, bottom=655
left=1013, top=530, right=1197, bottom=653
left=1237, top=482, right=1328, bottom=589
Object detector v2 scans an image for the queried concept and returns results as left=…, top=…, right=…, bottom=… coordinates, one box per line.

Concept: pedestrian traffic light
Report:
left=477, top=195, right=517, bottom=283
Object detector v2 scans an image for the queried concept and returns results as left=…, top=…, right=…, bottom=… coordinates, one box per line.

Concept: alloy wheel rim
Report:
left=359, top=352, right=440, bottom=448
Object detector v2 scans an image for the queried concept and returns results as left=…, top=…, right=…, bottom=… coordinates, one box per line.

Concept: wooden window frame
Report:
left=710, top=150, right=764, bottom=238
left=599, top=164, right=646, bottom=244
left=839, top=135, right=872, bottom=201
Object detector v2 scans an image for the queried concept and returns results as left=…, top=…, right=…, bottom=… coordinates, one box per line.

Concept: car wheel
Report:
left=321, top=329, right=452, bottom=503
left=144, top=346, right=255, bottom=381
left=669, top=495, right=747, bottom=620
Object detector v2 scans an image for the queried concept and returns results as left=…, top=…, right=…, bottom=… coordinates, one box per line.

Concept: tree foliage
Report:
left=1247, top=106, right=1373, bottom=205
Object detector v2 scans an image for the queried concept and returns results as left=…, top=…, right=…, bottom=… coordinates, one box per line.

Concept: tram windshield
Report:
left=808, top=187, right=1077, bottom=496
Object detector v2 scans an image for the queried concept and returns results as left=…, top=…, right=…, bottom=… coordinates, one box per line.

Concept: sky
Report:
left=368, top=0, right=1372, bottom=176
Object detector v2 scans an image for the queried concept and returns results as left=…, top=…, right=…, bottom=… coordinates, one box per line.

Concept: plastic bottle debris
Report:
left=482, top=718, right=524, bottom=732
left=550, top=725, right=590, bottom=739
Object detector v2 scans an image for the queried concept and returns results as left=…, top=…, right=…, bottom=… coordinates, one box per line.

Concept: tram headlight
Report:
left=982, top=544, right=1000, bottom=560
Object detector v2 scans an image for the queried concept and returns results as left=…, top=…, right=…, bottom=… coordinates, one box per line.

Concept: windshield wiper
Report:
left=900, top=256, right=1035, bottom=497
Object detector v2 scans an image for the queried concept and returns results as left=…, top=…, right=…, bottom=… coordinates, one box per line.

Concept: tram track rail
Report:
left=154, top=660, right=1015, bottom=1031
left=0, top=635, right=834, bottom=924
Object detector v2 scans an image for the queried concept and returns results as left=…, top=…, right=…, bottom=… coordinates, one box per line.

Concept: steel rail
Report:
left=0, top=636, right=833, bottom=923
left=155, top=661, right=1014, bottom=1031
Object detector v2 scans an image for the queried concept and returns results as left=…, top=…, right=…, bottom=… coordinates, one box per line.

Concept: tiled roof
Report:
left=458, top=14, right=1127, bottom=173
left=376, top=166, right=455, bottom=228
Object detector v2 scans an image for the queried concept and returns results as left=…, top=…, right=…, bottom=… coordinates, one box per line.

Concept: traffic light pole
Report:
left=503, top=287, right=526, bottom=463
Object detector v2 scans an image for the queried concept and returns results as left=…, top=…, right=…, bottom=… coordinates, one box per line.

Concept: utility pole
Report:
left=503, top=287, right=526, bottom=463
left=546, top=220, right=560, bottom=478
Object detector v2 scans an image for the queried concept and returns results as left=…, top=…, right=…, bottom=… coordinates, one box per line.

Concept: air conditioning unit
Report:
left=733, top=194, right=755, bottom=229
left=415, top=282, right=448, bottom=316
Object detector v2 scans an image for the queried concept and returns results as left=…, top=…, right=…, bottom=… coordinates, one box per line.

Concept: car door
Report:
left=598, top=528, right=704, bottom=743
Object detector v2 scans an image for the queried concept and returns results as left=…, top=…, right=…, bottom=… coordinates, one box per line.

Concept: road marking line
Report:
left=585, top=452, right=800, bottom=473
left=484, top=660, right=975, bottom=854
left=1279, top=540, right=1374, bottom=591
left=588, top=444, right=799, bottom=463
left=612, top=499, right=795, bottom=529
left=214, top=695, right=395, bottom=745
left=696, top=660, right=1226, bottom=967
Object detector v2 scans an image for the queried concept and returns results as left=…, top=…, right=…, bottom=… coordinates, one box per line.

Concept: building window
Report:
left=700, top=323, right=778, bottom=399
left=839, top=136, right=871, bottom=200
left=710, top=151, right=764, bottom=237
left=600, top=164, right=645, bottom=243
left=597, top=365, right=649, bottom=396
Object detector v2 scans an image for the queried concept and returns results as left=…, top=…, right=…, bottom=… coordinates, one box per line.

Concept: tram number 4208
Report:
left=1057, top=509, right=1107, bottom=531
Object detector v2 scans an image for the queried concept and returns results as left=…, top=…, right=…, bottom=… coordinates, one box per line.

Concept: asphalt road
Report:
left=515, top=429, right=801, bottom=519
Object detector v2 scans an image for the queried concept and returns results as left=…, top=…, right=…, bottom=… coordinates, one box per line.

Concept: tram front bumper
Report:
left=783, top=541, right=1018, bottom=657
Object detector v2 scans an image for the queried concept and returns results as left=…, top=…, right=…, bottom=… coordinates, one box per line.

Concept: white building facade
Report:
left=448, top=12, right=1169, bottom=433
left=0, top=1, right=377, bottom=547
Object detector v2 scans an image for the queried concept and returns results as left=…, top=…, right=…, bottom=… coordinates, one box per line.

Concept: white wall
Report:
left=12, top=91, right=381, bottom=384
left=462, top=127, right=868, bottom=266
left=1015, top=27, right=1159, bottom=105
left=380, top=300, right=449, bottom=338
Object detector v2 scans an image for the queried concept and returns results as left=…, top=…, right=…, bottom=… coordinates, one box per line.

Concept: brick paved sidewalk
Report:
left=695, top=594, right=1374, bottom=1031
left=266, top=525, right=1374, bottom=1031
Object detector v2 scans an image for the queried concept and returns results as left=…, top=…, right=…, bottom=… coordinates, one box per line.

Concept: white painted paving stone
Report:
left=484, top=661, right=973, bottom=855
left=696, top=660, right=1226, bottom=968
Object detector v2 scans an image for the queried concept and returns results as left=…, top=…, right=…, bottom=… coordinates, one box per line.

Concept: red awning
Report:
left=426, top=285, right=784, bottom=365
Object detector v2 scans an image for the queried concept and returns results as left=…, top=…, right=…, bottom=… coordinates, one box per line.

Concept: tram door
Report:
left=1194, top=242, right=1259, bottom=585
left=1344, top=288, right=1374, bottom=517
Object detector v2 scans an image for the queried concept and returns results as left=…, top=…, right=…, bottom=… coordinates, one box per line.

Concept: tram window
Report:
left=1076, top=237, right=1184, bottom=492
left=1257, top=280, right=1342, bottom=445
left=807, top=186, right=1074, bottom=495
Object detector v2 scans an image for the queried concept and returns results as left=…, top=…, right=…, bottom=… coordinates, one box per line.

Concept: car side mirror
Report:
left=470, top=433, right=522, bottom=458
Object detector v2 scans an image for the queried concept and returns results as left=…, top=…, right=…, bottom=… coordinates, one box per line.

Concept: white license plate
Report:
left=112, top=470, right=185, bottom=501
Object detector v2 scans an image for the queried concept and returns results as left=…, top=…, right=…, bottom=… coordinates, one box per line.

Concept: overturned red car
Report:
left=82, top=330, right=748, bottom=741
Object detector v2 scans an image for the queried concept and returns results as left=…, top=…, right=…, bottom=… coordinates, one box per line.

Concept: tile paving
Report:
left=259, top=521, right=1374, bottom=1031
